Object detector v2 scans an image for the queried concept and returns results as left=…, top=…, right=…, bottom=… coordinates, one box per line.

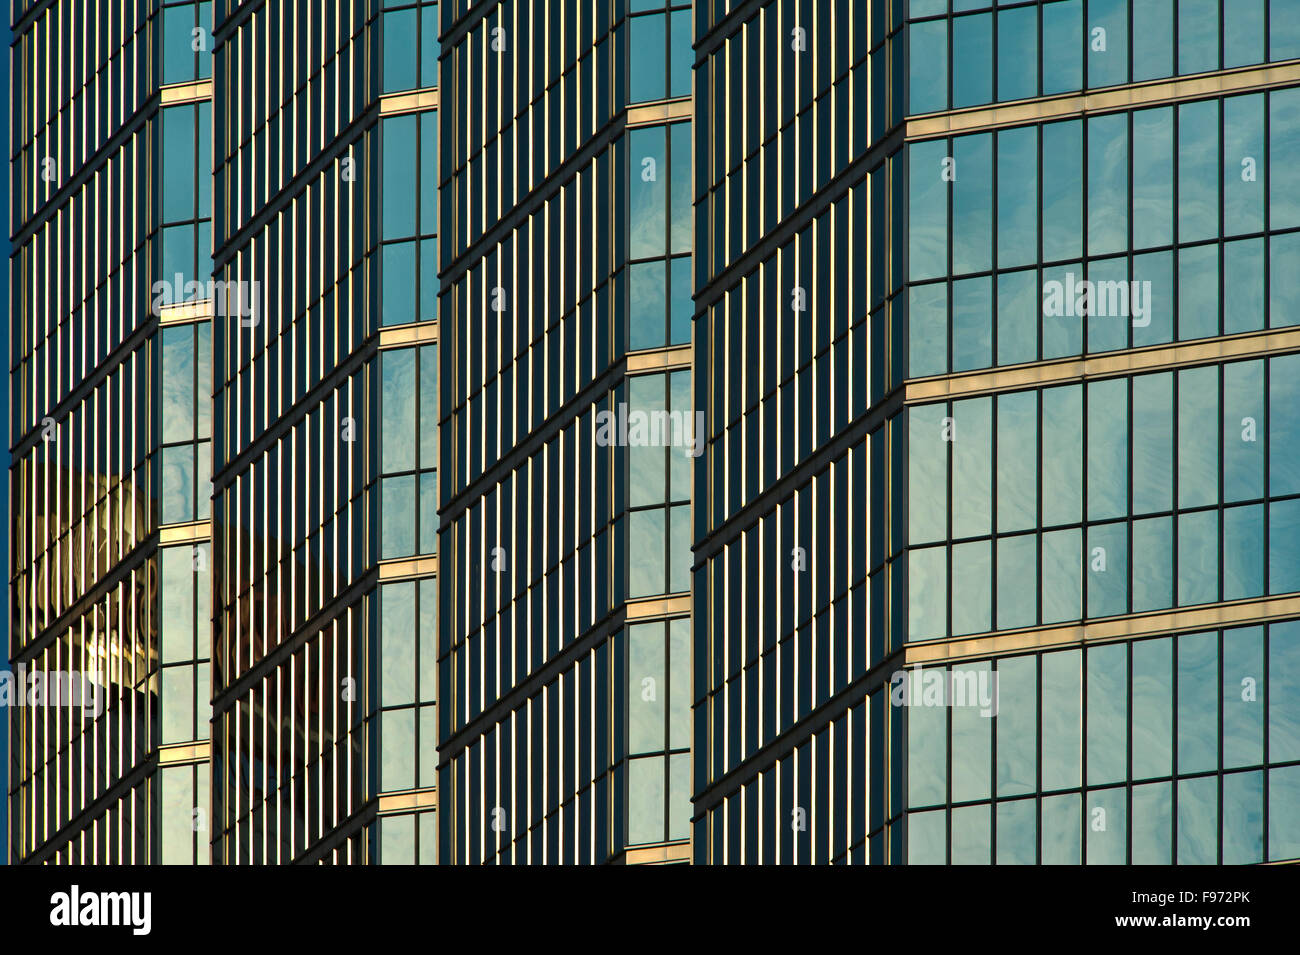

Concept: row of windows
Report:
left=908, top=88, right=1300, bottom=287
left=909, top=624, right=1300, bottom=810
left=909, top=0, right=1300, bottom=115
left=701, top=160, right=899, bottom=434
left=374, top=809, right=438, bottom=863
left=213, top=0, right=372, bottom=240
left=698, top=0, right=893, bottom=218
left=907, top=357, right=1300, bottom=638
left=32, top=779, right=153, bottom=864
left=628, top=122, right=692, bottom=348
left=12, top=347, right=152, bottom=644
left=380, top=112, right=440, bottom=325
left=441, top=4, right=618, bottom=254
left=907, top=768, right=1300, bottom=864
left=626, top=371, right=693, bottom=597
left=906, top=624, right=1300, bottom=863
left=908, top=235, right=1300, bottom=378
left=212, top=369, right=368, bottom=686
left=697, top=0, right=903, bottom=42
left=160, top=321, right=213, bottom=524
left=161, top=1, right=214, bottom=85
left=213, top=601, right=367, bottom=863
left=442, top=631, right=645, bottom=864
left=380, top=345, right=440, bottom=558
left=627, top=5, right=693, bottom=104
left=441, top=149, right=621, bottom=492
left=11, top=130, right=152, bottom=439
left=912, top=356, right=1300, bottom=541
left=444, top=367, right=701, bottom=710
left=697, top=437, right=880, bottom=761
left=627, top=619, right=691, bottom=844
left=909, top=502, right=1300, bottom=639
left=158, top=762, right=212, bottom=864
left=11, top=574, right=156, bottom=858
left=697, top=694, right=884, bottom=864
left=12, top=0, right=155, bottom=228
left=160, top=544, right=214, bottom=747
left=381, top=1, right=441, bottom=93
left=376, top=579, right=439, bottom=796
left=697, top=58, right=893, bottom=284
left=213, top=127, right=371, bottom=468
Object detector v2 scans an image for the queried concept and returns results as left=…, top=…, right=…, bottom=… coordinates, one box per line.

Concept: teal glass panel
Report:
left=1086, top=642, right=1127, bottom=785
left=1177, top=509, right=1219, bottom=606
left=997, top=7, right=1037, bottom=101
left=1041, top=649, right=1081, bottom=791
left=1132, top=780, right=1172, bottom=863
left=1086, top=0, right=1128, bottom=89
left=381, top=582, right=416, bottom=707
left=1041, top=792, right=1081, bottom=864
left=1086, top=787, right=1126, bottom=864
left=995, top=798, right=1036, bottom=863
left=952, top=276, right=992, bottom=372
left=1131, top=516, right=1172, bottom=612
left=1177, top=774, right=1218, bottom=863
left=1132, top=637, right=1173, bottom=779
left=996, top=270, right=1038, bottom=366
left=908, top=545, right=948, bottom=641
left=1178, top=630, right=1219, bottom=773
left=1132, top=0, right=1173, bottom=81
left=1222, top=625, right=1264, bottom=769
left=1177, top=0, right=1219, bottom=75
left=951, top=395, right=991, bottom=537
left=1087, top=113, right=1128, bottom=255
left=1041, top=527, right=1082, bottom=623
left=995, top=655, right=1036, bottom=796
left=1041, top=385, right=1082, bottom=526
left=952, top=540, right=991, bottom=636
left=953, top=134, right=992, bottom=275
left=1041, top=0, right=1082, bottom=95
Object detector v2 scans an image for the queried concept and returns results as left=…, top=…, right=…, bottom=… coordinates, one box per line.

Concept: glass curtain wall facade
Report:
left=438, top=0, right=694, bottom=864
left=899, top=0, right=1300, bottom=866
left=209, top=0, right=440, bottom=864
left=694, top=0, right=1300, bottom=865
left=14, top=0, right=1300, bottom=868
left=8, top=0, right=215, bottom=863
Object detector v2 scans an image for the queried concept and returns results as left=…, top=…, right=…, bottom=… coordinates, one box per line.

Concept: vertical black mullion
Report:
left=1263, top=621, right=1272, bottom=859
left=1081, top=641, right=1090, bottom=865
left=1217, top=625, right=1225, bottom=863
left=946, top=139, right=954, bottom=376
left=946, top=662, right=952, bottom=864
left=990, top=656, right=999, bottom=863
left=1035, top=651, right=1042, bottom=864
left=1125, top=637, right=1134, bottom=863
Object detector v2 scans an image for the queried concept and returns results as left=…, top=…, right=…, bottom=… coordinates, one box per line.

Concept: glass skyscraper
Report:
left=8, top=0, right=1300, bottom=866
left=694, top=0, right=1300, bottom=864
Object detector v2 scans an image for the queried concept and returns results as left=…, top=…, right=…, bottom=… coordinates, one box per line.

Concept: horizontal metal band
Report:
left=905, top=326, right=1300, bottom=404
left=906, top=60, right=1300, bottom=140
left=905, top=593, right=1300, bottom=666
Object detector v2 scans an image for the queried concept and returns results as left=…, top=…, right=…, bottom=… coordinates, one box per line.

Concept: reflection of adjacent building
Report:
left=9, top=455, right=158, bottom=862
